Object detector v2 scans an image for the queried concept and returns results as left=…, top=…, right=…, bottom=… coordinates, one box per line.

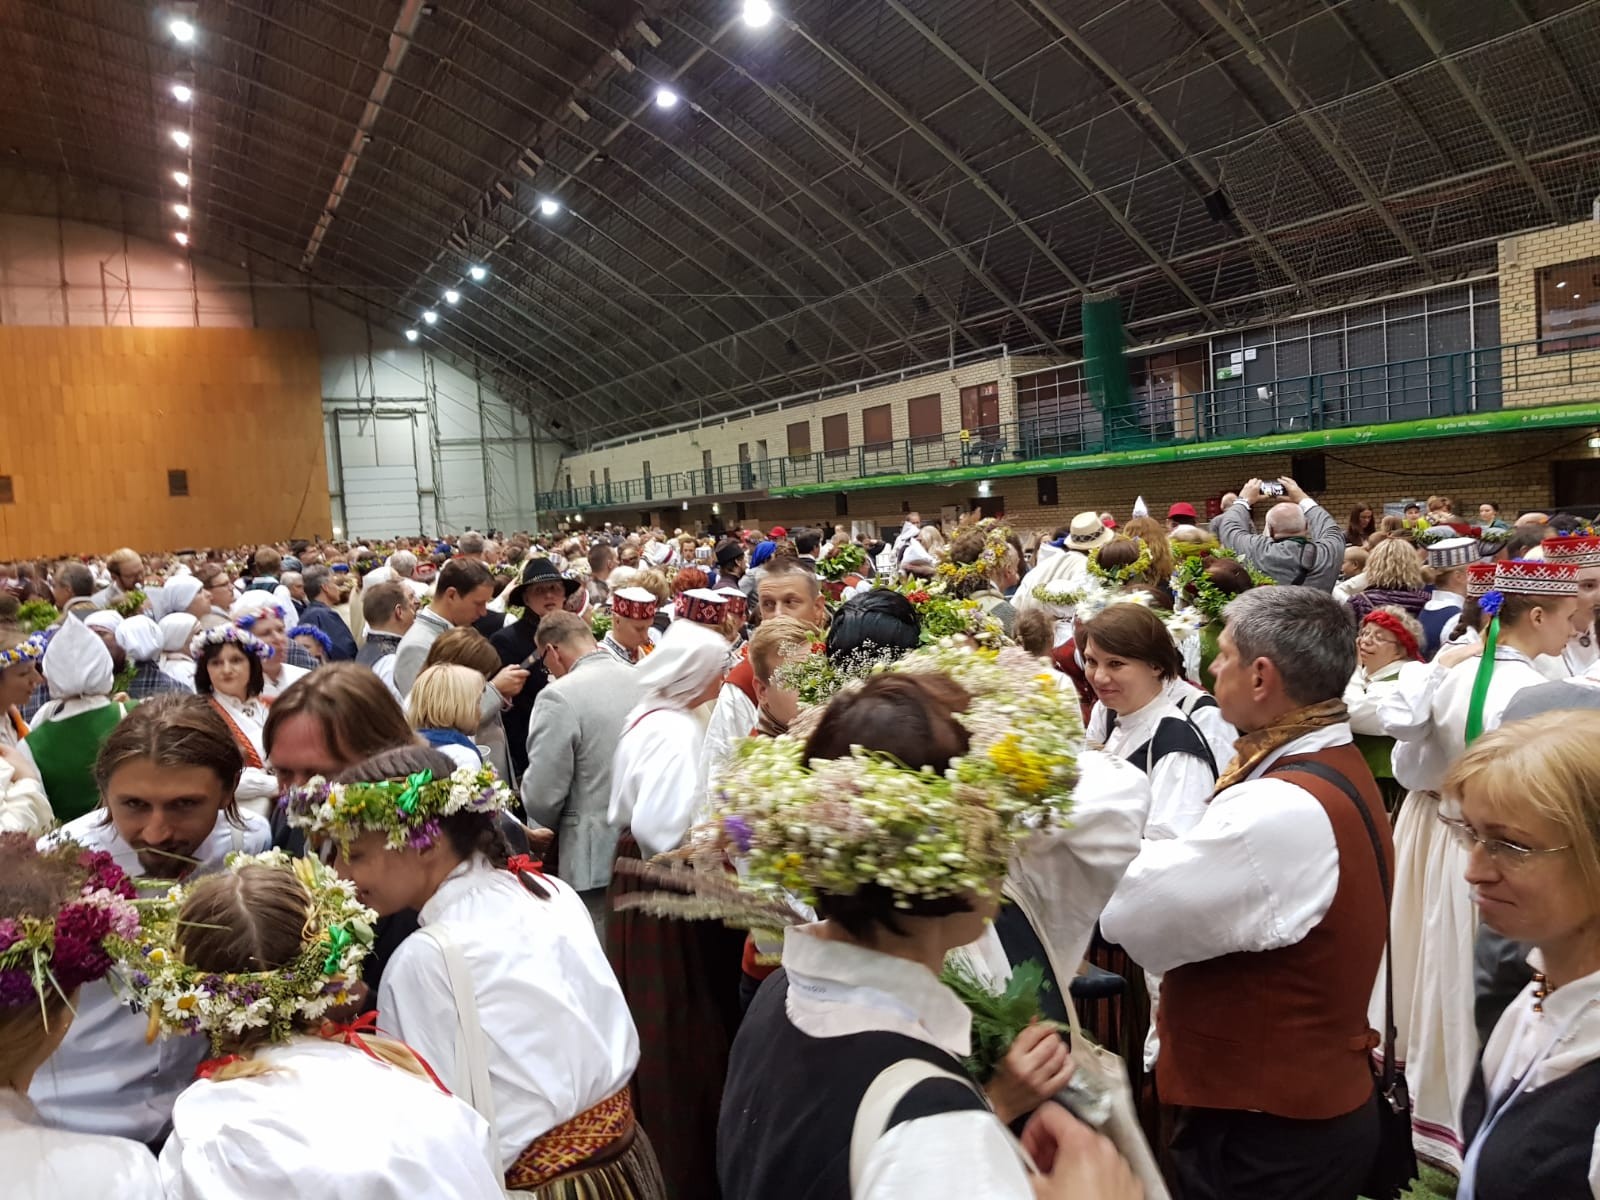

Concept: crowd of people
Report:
left=2, top=478, right=1598, bottom=1200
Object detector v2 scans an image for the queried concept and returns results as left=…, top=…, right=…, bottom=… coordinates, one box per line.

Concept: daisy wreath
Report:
left=713, top=641, right=1083, bottom=908
left=282, top=763, right=515, bottom=851
left=124, top=849, right=375, bottom=1052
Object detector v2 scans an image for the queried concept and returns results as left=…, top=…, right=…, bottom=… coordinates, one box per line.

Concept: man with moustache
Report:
left=30, top=695, right=272, bottom=1148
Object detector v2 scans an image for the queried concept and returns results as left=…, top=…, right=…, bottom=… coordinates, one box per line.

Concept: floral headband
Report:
left=1086, top=540, right=1154, bottom=586
left=935, top=521, right=1015, bottom=588
left=714, top=643, right=1082, bottom=907
left=1174, top=548, right=1275, bottom=623
left=0, top=843, right=142, bottom=1010
left=123, top=850, right=373, bottom=1053
left=0, top=633, right=47, bottom=672
left=288, top=624, right=334, bottom=658
left=281, top=764, right=515, bottom=851
left=190, top=625, right=272, bottom=662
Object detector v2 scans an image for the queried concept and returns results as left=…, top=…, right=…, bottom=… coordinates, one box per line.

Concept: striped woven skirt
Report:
left=507, top=1087, right=668, bottom=1199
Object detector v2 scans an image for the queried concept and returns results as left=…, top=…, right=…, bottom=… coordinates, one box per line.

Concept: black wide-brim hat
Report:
left=508, top=556, right=579, bottom=608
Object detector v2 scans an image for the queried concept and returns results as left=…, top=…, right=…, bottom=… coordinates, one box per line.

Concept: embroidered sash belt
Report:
left=504, top=1086, right=634, bottom=1191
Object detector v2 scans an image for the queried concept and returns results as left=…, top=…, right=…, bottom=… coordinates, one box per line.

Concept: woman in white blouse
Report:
left=191, top=627, right=280, bottom=820
left=297, top=745, right=660, bottom=1198
left=1446, top=714, right=1600, bottom=1200
left=1343, top=605, right=1425, bottom=814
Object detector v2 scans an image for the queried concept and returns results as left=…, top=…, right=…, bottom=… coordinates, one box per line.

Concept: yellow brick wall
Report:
left=626, top=429, right=1592, bottom=539
left=555, top=354, right=1041, bottom=487
left=1498, top=221, right=1600, bottom=408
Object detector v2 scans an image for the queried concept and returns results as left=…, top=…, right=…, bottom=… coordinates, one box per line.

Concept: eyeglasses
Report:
left=1356, top=629, right=1398, bottom=647
left=1437, top=813, right=1572, bottom=868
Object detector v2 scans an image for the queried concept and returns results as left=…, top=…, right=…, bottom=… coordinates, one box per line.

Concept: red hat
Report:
left=1541, top=535, right=1600, bottom=569
left=1167, top=502, right=1197, bottom=520
left=1465, top=562, right=1497, bottom=598
left=611, top=587, right=658, bottom=621
left=675, top=587, right=730, bottom=625
left=1102, top=517, right=1117, bottom=530
left=769, top=526, right=788, bottom=539
left=1492, top=559, right=1579, bottom=597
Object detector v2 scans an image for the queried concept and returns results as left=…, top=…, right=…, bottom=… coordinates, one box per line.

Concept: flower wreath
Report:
left=125, top=850, right=374, bottom=1052
left=935, top=521, right=1014, bottom=589
left=0, top=843, right=142, bottom=1011
left=0, top=633, right=47, bottom=672
left=774, top=641, right=886, bottom=707
left=110, top=590, right=149, bottom=620
left=1086, top=540, right=1154, bottom=586
left=189, top=625, right=273, bottom=662
left=713, top=642, right=1083, bottom=908
left=1029, top=580, right=1085, bottom=609
left=816, top=542, right=868, bottom=582
left=287, top=624, right=335, bottom=659
left=282, top=764, right=515, bottom=851
left=1174, top=549, right=1276, bottom=623
left=18, top=600, right=60, bottom=634
left=892, top=580, right=1006, bottom=645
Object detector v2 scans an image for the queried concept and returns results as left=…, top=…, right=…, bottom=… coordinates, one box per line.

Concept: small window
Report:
left=1537, top=257, right=1600, bottom=353
left=907, top=393, right=942, bottom=443
left=787, top=420, right=811, bottom=457
left=862, top=403, right=892, bottom=449
left=167, top=469, right=189, bottom=497
left=0, top=476, right=13, bottom=504
left=822, top=413, right=850, bottom=458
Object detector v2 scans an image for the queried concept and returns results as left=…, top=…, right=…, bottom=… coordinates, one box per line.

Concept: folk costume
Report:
left=192, top=627, right=280, bottom=821
left=1, top=843, right=163, bottom=1200
left=18, top=617, right=132, bottom=824
left=1417, top=538, right=1477, bottom=659
left=158, top=613, right=201, bottom=688
left=1377, top=558, right=1579, bottom=1171
left=283, top=768, right=662, bottom=1199
left=128, top=851, right=505, bottom=1200
left=605, top=620, right=746, bottom=1200
left=601, top=588, right=659, bottom=667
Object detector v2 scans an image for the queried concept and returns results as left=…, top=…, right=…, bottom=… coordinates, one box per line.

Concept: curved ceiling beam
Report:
left=776, top=16, right=1064, bottom=351
left=881, top=0, right=1220, bottom=326
left=1014, top=0, right=1308, bottom=298
left=1187, top=0, right=1439, bottom=283
left=1388, top=0, right=1559, bottom=223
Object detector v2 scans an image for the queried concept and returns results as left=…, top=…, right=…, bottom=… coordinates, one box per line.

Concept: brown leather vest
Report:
left=1155, top=742, right=1393, bottom=1119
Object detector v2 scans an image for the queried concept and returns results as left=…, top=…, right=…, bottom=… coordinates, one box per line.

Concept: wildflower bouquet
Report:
left=125, top=850, right=375, bottom=1052
left=17, top=600, right=59, bottom=634
left=715, top=642, right=1082, bottom=907
left=816, top=542, right=867, bottom=581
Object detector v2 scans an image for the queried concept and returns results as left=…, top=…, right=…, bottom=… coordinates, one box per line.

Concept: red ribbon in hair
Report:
left=322, top=1009, right=453, bottom=1095
left=507, top=853, right=545, bottom=878
left=195, top=1053, right=245, bottom=1080
left=1363, top=610, right=1421, bottom=661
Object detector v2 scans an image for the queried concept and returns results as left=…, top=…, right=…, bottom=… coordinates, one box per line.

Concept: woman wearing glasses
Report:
left=1444, top=715, right=1600, bottom=1200
left=1344, top=606, right=1425, bottom=815
left=1377, top=560, right=1580, bottom=1173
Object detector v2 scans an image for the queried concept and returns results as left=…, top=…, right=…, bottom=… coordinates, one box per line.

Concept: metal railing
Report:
left=539, top=339, right=1597, bottom=511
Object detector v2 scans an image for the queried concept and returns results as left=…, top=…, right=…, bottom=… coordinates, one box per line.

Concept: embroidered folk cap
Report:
left=1492, top=559, right=1579, bottom=597
left=611, top=587, right=658, bottom=621
left=674, top=587, right=730, bottom=625
left=1466, top=561, right=1498, bottom=598
left=1426, top=537, right=1479, bottom=571
left=1540, top=534, right=1600, bottom=570
left=716, top=585, right=748, bottom=621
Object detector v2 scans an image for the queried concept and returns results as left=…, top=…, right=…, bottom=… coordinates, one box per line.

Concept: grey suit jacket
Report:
left=521, top=651, right=639, bottom=892
left=1213, top=498, right=1345, bottom=590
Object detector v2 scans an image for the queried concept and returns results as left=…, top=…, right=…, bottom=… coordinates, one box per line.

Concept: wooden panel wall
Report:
left=0, top=326, right=330, bottom=557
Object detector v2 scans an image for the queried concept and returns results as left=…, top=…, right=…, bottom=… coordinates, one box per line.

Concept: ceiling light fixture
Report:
left=173, top=170, right=189, bottom=187
left=1558, top=281, right=1568, bottom=289
left=169, top=18, right=196, bottom=42
left=173, top=203, right=189, bottom=219
left=444, top=289, right=460, bottom=305
left=654, top=86, right=679, bottom=110
left=742, top=0, right=774, bottom=28
left=468, top=265, right=487, bottom=281
left=422, top=310, right=438, bottom=325
left=170, top=82, right=193, bottom=103
left=538, top=197, right=561, bottom=217
left=174, top=231, right=189, bottom=246
left=405, top=329, right=420, bottom=342
left=171, top=129, right=191, bottom=149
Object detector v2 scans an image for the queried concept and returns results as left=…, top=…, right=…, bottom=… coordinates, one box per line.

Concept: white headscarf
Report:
left=153, top=575, right=203, bottom=620
left=231, top=590, right=292, bottom=625
left=39, top=617, right=114, bottom=719
left=116, top=615, right=163, bottom=664
left=159, top=613, right=201, bottom=655
left=628, top=620, right=730, bottom=714
left=84, top=609, right=123, bottom=633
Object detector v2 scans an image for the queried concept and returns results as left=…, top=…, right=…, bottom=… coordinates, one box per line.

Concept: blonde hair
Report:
left=918, top=525, right=946, bottom=554
left=1445, top=714, right=1600, bottom=901
left=1364, top=537, right=1424, bottom=590
left=634, top=568, right=671, bottom=605
left=1121, top=518, right=1175, bottom=583
left=177, top=866, right=435, bottom=1084
left=406, top=664, right=483, bottom=735
left=749, top=617, right=813, bottom=685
